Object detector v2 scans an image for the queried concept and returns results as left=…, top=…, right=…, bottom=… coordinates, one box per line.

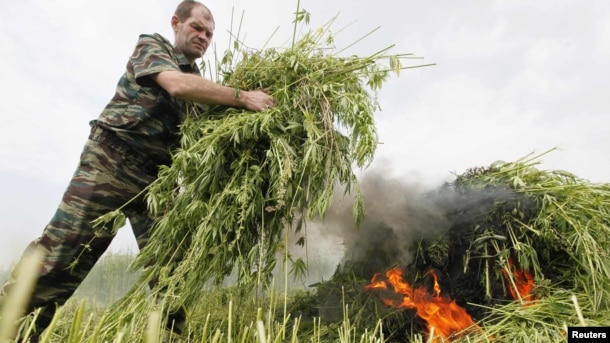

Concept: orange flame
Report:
left=502, top=258, right=536, bottom=304
left=365, top=267, right=481, bottom=342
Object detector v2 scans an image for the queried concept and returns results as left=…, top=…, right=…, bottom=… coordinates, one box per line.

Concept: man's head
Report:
left=172, top=0, right=215, bottom=64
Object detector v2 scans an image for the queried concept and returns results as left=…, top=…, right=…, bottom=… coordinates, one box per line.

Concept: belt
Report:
left=88, top=124, right=165, bottom=174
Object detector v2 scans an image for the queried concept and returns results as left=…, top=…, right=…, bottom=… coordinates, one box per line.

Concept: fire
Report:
left=365, top=267, right=481, bottom=342
left=502, top=258, right=536, bottom=304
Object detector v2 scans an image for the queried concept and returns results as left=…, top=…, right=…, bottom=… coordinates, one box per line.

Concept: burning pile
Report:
left=365, top=268, right=481, bottom=341
left=305, top=151, right=610, bottom=342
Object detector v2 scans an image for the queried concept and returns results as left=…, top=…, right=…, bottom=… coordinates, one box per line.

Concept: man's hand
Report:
left=239, top=89, right=276, bottom=112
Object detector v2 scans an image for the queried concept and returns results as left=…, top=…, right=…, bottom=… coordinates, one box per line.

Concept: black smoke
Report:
left=312, top=164, right=519, bottom=281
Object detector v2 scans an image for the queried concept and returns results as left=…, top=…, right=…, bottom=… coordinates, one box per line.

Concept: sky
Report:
left=1, top=0, right=609, bottom=268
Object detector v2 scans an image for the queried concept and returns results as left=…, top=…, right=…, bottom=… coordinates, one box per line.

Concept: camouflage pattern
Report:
left=0, top=33, right=199, bottom=337
left=97, top=33, right=200, bottom=165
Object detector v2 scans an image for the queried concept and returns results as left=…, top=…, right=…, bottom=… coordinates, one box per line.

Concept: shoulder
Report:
left=137, top=33, right=172, bottom=46
left=131, top=33, right=177, bottom=65
left=130, top=33, right=181, bottom=85
left=134, top=33, right=196, bottom=73
left=134, top=33, right=173, bottom=53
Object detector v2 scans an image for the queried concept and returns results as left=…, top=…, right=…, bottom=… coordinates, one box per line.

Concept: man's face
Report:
left=172, top=6, right=215, bottom=64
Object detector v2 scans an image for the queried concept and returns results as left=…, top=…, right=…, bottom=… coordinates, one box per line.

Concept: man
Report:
left=0, top=1, right=274, bottom=341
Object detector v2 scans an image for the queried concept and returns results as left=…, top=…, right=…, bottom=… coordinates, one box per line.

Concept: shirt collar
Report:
left=172, top=46, right=200, bottom=73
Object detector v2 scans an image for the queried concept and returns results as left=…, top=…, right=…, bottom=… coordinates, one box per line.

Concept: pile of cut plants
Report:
left=296, top=151, right=610, bottom=342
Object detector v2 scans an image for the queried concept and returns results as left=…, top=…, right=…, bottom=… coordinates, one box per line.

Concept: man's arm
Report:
left=153, top=70, right=274, bottom=112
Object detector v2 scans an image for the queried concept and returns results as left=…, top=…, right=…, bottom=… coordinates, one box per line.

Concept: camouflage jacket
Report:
left=94, top=33, right=201, bottom=164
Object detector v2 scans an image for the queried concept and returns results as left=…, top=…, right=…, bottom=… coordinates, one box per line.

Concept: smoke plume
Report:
left=304, top=163, right=518, bottom=279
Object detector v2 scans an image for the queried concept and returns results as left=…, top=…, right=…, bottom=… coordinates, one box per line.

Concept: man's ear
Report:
left=170, top=15, right=180, bottom=33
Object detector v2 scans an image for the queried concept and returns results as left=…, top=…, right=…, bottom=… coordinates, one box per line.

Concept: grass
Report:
left=0, top=248, right=44, bottom=342
left=0, top=251, right=394, bottom=342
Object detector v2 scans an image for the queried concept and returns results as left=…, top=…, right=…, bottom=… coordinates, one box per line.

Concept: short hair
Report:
left=174, top=0, right=214, bottom=23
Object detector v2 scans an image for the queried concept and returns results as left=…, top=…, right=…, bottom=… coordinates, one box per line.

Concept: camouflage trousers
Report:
left=0, top=124, right=162, bottom=336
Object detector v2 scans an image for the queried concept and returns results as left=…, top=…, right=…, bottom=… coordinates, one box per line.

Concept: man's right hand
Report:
left=239, top=89, right=276, bottom=112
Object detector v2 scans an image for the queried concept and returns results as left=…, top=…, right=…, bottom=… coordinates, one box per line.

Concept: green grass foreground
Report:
left=0, top=254, right=604, bottom=343
left=1, top=252, right=393, bottom=343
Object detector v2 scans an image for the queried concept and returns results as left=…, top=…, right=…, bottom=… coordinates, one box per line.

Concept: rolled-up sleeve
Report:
left=130, top=34, right=180, bottom=87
